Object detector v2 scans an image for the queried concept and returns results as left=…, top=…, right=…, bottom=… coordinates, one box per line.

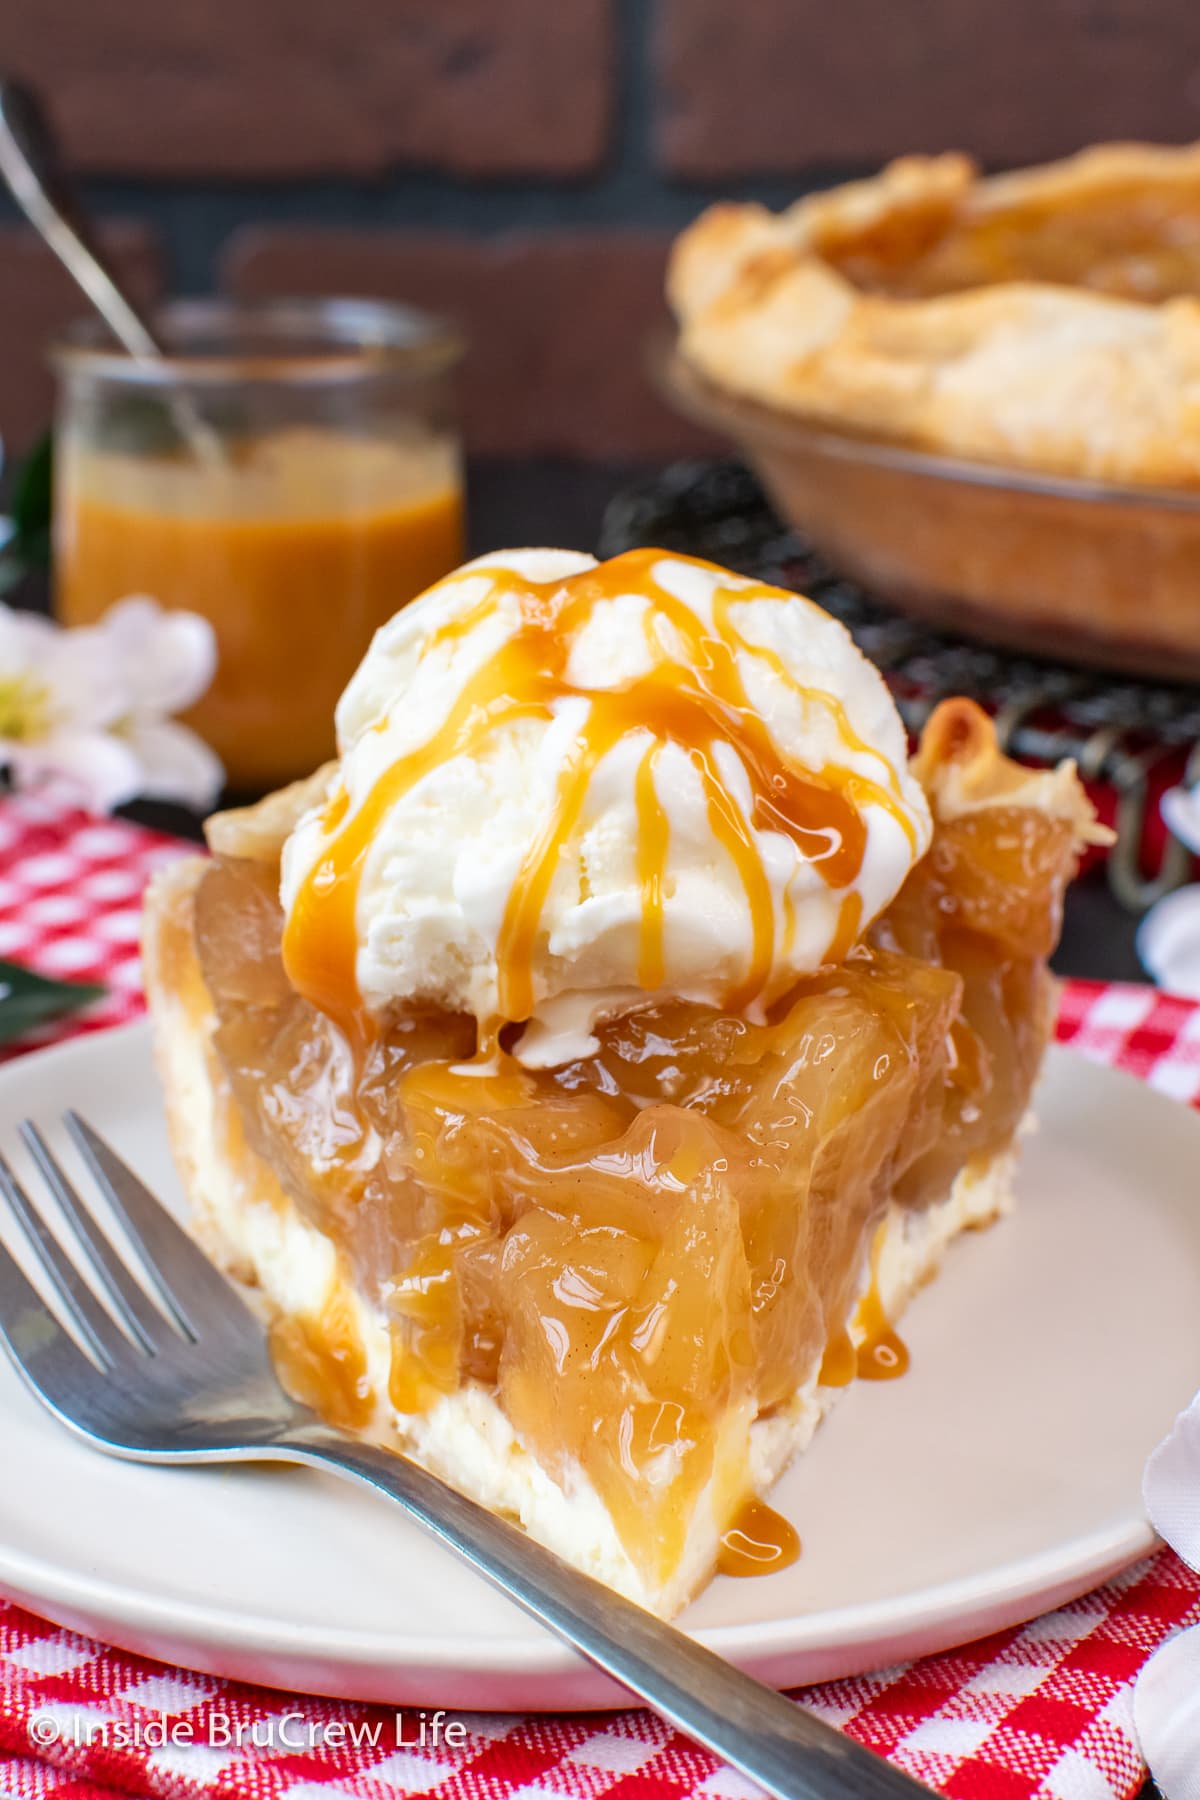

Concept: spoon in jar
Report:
left=0, top=77, right=225, bottom=464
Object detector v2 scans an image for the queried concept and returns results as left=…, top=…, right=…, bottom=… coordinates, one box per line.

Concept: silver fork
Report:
left=0, top=1113, right=932, bottom=1800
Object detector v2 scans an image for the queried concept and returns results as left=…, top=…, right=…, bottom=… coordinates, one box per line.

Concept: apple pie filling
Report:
left=186, top=702, right=1080, bottom=1591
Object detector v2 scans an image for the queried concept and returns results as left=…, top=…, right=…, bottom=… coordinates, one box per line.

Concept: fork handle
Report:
left=282, top=1430, right=931, bottom=1800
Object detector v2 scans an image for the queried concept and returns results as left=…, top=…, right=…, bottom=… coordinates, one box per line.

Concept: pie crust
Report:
left=669, top=142, right=1200, bottom=489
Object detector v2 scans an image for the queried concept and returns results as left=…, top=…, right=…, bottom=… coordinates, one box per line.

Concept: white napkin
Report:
left=1139, top=786, right=1200, bottom=997
left=1163, top=786, right=1200, bottom=856
left=1135, top=1396, right=1200, bottom=1797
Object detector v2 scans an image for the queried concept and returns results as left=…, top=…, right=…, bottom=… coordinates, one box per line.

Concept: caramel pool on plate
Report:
left=55, top=426, right=464, bottom=791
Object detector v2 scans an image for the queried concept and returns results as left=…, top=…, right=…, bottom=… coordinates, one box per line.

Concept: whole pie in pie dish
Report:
left=143, top=548, right=1106, bottom=1618
left=668, top=141, right=1200, bottom=488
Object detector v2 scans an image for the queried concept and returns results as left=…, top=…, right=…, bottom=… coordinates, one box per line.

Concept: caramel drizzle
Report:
left=855, top=1218, right=910, bottom=1381
left=854, top=1281, right=910, bottom=1381
left=818, top=1224, right=911, bottom=1388
left=283, top=549, right=920, bottom=1042
left=634, top=745, right=668, bottom=990
left=717, top=1497, right=801, bottom=1577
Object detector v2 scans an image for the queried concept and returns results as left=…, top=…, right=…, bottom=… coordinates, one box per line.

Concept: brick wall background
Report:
left=1, top=0, right=1199, bottom=461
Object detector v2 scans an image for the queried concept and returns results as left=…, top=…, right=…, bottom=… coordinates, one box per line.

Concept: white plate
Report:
left=0, top=1022, right=1197, bottom=1710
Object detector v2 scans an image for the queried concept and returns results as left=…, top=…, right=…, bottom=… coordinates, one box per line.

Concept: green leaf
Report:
left=0, top=433, right=54, bottom=596
left=8, top=432, right=53, bottom=571
left=0, top=959, right=104, bottom=1045
left=0, top=555, right=29, bottom=597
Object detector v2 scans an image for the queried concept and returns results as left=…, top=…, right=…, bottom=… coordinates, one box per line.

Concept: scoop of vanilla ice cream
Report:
left=280, top=548, right=932, bottom=1061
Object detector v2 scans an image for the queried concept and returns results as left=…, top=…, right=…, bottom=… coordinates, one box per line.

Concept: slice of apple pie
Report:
left=143, top=548, right=1105, bottom=1618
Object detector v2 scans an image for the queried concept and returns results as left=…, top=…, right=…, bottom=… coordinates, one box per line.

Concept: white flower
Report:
left=0, top=597, right=223, bottom=813
left=1135, top=1397, right=1200, bottom=1797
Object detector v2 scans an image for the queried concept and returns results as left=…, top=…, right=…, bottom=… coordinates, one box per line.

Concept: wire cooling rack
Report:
left=598, top=460, right=1200, bottom=912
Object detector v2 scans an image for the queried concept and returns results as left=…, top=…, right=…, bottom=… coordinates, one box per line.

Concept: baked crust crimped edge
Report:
left=669, top=142, right=1200, bottom=488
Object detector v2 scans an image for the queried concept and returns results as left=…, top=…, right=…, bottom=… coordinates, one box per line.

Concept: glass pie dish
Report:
left=659, top=342, right=1200, bottom=685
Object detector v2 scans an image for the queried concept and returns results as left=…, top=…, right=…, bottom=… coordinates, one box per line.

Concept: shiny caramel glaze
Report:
left=717, top=1499, right=801, bottom=1577
left=269, top=1289, right=374, bottom=1431
left=854, top=1299, right=911, bottom=1382
left=854, top=1227, right=912, bottom=1382
left=194, top=743, right=1079, bottom=1589
left=282, top=549, right=920, bottom=1045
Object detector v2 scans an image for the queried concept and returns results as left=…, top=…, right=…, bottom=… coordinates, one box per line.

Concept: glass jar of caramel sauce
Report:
left=53, top=299, right=465, bottom=792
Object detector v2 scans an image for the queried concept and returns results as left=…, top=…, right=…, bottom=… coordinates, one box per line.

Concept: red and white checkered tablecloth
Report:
left=0, top=796, right=192, bottom=1059
left=2, top=791, right=1200, bottom=1800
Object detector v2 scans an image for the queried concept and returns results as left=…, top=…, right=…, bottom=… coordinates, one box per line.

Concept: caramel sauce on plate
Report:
left=816, top=1300, right=909, bottom=1387
left=854, top=1284, right=911, bottom=1381
left=282, top=549, right=919, bottom=1043
left=717, top=1498, right=801, bottom=1577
